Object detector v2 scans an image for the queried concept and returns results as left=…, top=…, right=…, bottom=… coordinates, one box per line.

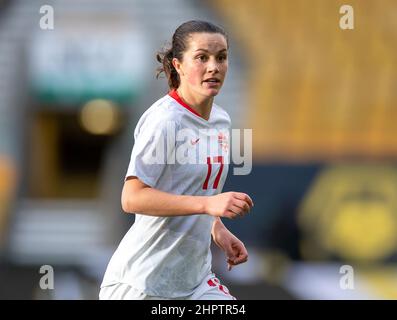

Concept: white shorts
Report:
left=99, top=273, right=236, bottom=300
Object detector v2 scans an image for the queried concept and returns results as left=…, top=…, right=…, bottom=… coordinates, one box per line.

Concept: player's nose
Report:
left=207, top=57, right=219, bottom=73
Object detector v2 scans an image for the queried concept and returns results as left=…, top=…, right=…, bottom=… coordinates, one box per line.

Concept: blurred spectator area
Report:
left=210, top=0, right=397, bottom=161
left=209, top=1, right=397, bottom=298
left=224, top=164, right=397, bottom=264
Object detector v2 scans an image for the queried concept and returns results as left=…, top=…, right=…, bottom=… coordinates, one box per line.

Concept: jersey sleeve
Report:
left=125, top=113, right=177, bottom=188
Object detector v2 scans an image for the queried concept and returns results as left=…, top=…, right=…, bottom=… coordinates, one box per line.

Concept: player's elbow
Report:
left=121, top=186, right=138, bottom=214
left=121, top=194, right=132, bottom=213
left=121, top=191, right=140, bottom=214
left=121, top=177, right=148, bottom=214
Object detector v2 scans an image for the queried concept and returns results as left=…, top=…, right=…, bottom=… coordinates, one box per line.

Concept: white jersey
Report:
left=101, top=90, right=231, bottom=298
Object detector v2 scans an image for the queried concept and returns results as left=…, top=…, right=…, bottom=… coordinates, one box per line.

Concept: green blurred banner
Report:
left=29, top=25, right=149, bottom=106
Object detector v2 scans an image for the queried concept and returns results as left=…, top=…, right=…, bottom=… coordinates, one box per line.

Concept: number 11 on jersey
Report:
left=203, top=156, right=224, bottom=190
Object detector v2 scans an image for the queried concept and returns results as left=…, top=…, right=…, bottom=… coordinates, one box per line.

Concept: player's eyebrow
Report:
left=194, top=48, right=227, bottom=53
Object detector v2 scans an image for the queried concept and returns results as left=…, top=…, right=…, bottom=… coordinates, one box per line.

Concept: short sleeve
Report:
left=125, top=114, right=177, bottom=188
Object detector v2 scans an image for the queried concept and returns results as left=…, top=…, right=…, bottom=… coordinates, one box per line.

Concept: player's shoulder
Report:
left=212, top=102, right=232, bottom=126
left=137, top=94, right=184, bottom=130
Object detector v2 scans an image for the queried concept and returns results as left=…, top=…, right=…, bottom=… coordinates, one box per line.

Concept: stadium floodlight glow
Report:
left=79, top=99, right=120, bottom=135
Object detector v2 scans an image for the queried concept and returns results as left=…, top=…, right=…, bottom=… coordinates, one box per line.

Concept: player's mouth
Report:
left=203, top=77, right=221, bottom=83
left=203, top=78, right=221, bottom=87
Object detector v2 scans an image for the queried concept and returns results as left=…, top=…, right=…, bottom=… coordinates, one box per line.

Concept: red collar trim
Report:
left=168, top=89, right=205, bottom=119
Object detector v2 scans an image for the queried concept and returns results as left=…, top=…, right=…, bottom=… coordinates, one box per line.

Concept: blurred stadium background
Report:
left=1, top=0, right=397, bottom=299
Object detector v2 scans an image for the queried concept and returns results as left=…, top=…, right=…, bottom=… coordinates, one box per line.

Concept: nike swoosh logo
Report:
left=191, top=138, right=200, bottom=145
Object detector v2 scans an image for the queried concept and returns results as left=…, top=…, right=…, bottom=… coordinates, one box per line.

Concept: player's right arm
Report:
left=121, top=176, right=253, bottom=219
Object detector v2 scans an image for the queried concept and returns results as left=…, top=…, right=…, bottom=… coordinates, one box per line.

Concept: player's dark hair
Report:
left=156, top=20, right=228, bottom=89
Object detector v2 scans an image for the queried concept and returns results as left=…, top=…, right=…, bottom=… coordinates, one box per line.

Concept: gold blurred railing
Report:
left=212, top=0, right=397, bottom=161
left=0, top=156, right=17, bottom=246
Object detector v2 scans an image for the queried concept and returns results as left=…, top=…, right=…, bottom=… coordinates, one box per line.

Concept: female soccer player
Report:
left=100, top=20, right=253, bottom=300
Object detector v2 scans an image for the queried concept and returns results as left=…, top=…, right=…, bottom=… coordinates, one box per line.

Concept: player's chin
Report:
left=202, top=86, right=222, bottom=97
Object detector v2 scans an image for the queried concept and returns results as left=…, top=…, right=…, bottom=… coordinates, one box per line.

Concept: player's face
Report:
left=174, top=32, right=228, bottom=97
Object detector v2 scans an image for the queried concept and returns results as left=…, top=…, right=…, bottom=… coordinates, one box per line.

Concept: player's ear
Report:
left=172, top=58, right=184, bottom=76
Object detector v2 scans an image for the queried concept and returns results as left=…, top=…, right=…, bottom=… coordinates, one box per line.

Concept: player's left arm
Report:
left=211, top=217, right=248, bottom=270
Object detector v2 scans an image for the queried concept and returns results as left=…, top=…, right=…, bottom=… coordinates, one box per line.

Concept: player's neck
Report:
left=176, top=86, right=213, bottom=120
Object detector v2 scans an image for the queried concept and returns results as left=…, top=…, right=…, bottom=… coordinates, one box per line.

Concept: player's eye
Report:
left=197, top=55, right=208, bottom=62
left=217, top=55, right=227, bottom=62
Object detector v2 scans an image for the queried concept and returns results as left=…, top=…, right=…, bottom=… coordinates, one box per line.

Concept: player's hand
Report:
left=204, top=192, right=253, bottom=219
left=212, top=225, right=248, bottom=271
